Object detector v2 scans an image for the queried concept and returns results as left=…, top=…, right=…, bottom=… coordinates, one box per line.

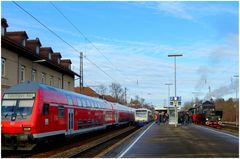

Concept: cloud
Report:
left=134, top=1, right=238, bottom=22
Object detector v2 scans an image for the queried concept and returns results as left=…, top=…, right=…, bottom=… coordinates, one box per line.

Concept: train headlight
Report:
left=218, top=118, right=221, bottom=121
left=206, top=118, right=208, bottom=121
left=23, top=127, right=31, bottom=131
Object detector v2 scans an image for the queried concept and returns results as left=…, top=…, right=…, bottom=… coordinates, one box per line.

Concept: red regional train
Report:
left=1, top=82, right=135, bottom=150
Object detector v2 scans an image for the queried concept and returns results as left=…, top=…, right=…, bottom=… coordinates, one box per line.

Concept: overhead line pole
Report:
left=80, top=52, right=83, bottom=93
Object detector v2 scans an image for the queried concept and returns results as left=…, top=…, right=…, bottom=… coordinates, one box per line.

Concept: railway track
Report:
left=222, top=122, right=239, bottom=129
left=50, top=126, right=138, bottom=158
left=2, top=125, right=139, bottom=158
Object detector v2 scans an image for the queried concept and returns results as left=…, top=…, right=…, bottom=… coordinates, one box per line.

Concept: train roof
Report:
left=5, top=82, right=106, bottom=103
left=4, top=81, right=132, bottom=110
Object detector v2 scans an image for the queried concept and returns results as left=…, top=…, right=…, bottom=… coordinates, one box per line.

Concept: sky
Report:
left=1, top=1, right=239, bottom=106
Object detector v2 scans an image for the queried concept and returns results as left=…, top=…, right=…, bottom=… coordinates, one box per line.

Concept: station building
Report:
left=1, top=18, right=80, bottom=94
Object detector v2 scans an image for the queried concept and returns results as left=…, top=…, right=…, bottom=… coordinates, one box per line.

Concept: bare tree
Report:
left=95, top=84, right=107, bottom=96
left=109, top=83, right=124, bottom=103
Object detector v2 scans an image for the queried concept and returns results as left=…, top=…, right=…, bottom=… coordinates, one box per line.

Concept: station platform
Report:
left=119, top=122, right=239, bottom=158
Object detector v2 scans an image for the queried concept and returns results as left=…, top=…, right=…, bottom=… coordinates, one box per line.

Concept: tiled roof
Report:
left=74, top=87, right=99, bottom=97
left=6, top=31, right=29, bottom=39
left=1, top=18, right=80, bottom=77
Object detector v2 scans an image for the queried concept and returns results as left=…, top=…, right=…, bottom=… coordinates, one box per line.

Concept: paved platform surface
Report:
left=120, top=123, right=239, bottom=158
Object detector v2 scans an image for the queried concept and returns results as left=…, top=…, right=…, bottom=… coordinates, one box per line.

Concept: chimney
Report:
left=1, top=18, right=8, bottom=36
left=40, top=47, right=53, bottom=61
left=26, top=38, right=42, bottom=55
left=52, top=52, right=62, bottom=64
left=6, top=31, right=28, bottom=47
left=60, top=59, right=72, bottom=70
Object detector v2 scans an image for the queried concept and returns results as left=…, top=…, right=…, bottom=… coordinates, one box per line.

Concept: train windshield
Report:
left=136, top=110, right=147, bottom=117
left=1, top=93, right=35, bottom=120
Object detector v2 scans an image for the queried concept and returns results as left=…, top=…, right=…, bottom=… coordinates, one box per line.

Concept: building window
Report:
left=48, top=53, right=51, bottom=60
left=1, top=58, right=6, bottom=77
left=36, top=46, right=40, bottom=54
left=57, top=58, right=60, bottom=64
left=68, top=81, right=71, bottom=88
left=20, top=65, right=25, bottom=82
left=57, top=78, right=61, bottom=88
left=41, top=72, right=46, bottom=83
left=49, top=75, right=53, bottom=86
left=31, top=69, right=36, bottom=81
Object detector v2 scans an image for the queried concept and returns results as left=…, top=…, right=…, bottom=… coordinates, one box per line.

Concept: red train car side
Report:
left=1, top=82, right=135, bottom=150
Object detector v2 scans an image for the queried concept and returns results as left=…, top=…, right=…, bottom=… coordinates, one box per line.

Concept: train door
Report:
left=67, top=109, right=74, bottom=135
left=115, top=111, right=118, bottom=124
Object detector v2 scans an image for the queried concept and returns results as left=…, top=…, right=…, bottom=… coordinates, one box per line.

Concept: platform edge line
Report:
left=118, top=122, right=154, bottom=158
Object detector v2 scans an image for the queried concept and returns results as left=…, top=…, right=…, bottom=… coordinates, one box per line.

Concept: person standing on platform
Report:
left=157, top=113, right=161, bottom=125
left=154, top=112, right=158, bottom=123
left=165, top=113, right=169, bottom=125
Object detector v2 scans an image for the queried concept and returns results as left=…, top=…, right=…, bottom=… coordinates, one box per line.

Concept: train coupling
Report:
left=2, top=133, right=36, bottom=150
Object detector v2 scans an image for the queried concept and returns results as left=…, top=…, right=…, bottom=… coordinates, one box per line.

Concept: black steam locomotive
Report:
left=190, top=100, right=223, bottom=128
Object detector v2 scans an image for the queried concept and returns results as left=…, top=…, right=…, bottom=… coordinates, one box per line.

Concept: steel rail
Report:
left=49, top=126, right=136, bottom=158
left=95, top=123, right=150, bottom=158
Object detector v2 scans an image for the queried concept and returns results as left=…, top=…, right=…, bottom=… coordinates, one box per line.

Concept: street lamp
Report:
left=31, top=59, right=47, bottom=82
left=165, top=83, right=173, bottom=107
left=33, top=59, right=46, bottom=63
left=168, top=54, right=183, bottom=127
left=233, top=75, right=239, bottom=127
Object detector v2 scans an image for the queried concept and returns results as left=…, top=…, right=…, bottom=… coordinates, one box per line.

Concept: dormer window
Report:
left=68, top=65, right=71, bottom=69
left=48, top=53, right=51, bottom=60
left=22, top=39, right=26, bottom=46
left=57, top=58, right=60, bottom=64
left=36, top=46, right=40, bottom=54
left=1, top=26, right=5, bottom=36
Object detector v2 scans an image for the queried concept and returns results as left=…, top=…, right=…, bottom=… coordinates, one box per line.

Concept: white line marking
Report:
left=194, top=125, right=239, bottom=140
left=118, top=122, right=154, bottom=158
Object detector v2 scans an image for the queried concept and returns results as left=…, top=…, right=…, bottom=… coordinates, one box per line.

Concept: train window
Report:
left=82, top=99, right=87, bottom=108
left=43, top=103, right=49, bottom=115
left=86, top=100, right=90, bottom=108
left=89, top=101, right=93, bottom=108
left=66, top=96, right=73, bottom=106
left=58, top=106, right=64, bottom=117
left=78, top=120, right=82, bottom=129
left=83, top=119, right=87, bottom=127
left=77, top=98, right=82, bottom=107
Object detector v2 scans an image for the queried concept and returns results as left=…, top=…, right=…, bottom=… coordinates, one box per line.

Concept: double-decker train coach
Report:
left=1, top=81, right=135, bottom=150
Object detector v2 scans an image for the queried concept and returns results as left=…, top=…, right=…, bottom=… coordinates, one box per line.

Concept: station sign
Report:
left=170, top=96, right=181, bottom=101
left=170, top=101, right=181, bottom=106
left=170, top=96, right=181, bottom=106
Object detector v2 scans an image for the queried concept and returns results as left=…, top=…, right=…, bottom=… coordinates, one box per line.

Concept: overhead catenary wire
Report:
left=12, top=1, right=116, bottom=82
left=49, top=2, right=129, bottom=82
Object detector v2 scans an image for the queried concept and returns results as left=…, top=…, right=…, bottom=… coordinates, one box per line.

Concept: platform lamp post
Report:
left=233, top=75, right=239, bottom=127
left=168, top=54, right=183, bottom=127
